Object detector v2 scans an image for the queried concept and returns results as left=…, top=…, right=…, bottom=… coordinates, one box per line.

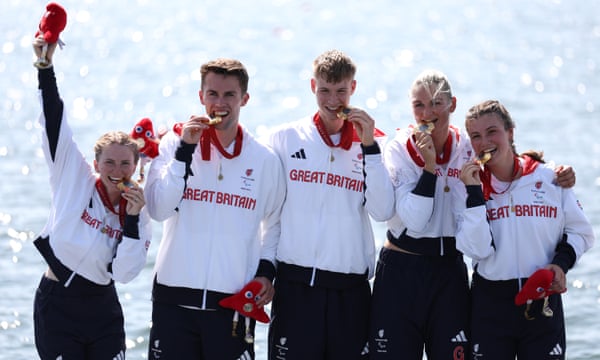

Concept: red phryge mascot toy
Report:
left=219, top=280, right=270, bottom=344
left=130, top=117, right=167, bottom=183
left=515, top=268, right=565, bottom=320
left=34, top=2, right=67, bottom=67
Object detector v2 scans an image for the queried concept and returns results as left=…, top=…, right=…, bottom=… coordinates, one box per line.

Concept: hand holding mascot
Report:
left=34, top=2, right=67, bottom=68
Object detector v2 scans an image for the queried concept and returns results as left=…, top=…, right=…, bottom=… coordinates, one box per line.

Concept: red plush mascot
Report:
left=34, top=2, right=67, bottom=67
left=515, top=268, right=565, bottom=320
left=129, top=117, right=167, bottom=182
left=219, top=280, right=270, bottom=344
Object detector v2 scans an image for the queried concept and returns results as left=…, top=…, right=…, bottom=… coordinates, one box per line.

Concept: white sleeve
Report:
left=111, top=209, right=152, bottom=283
left=364, top=151, right=395, bottom=222
left=455, top=204, right=495, bottom=261
left=562, top=188, right=595, bottom=261
left=385, top=139, right=434, bottom=232
left=144, top=131, right=188, bottom=221
left=258, top=153, right=286, bottom=265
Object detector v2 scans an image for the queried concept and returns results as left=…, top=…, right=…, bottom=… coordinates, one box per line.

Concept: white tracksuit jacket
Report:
left=36, top=67, right=152, bottom=285
left=145, top=127, right=285, bottom=294
left=265, top=115, right=394, bottom=279
left=384, top=125, right=473, bottom=245
left=456, top=159, right=595, bottom=280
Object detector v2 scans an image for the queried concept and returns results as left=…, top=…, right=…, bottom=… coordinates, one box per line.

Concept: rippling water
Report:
left=2, top=0, right=599, bottom=358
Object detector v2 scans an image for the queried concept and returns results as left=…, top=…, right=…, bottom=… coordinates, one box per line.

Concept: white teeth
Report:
left=214, top=111, right=228, bottom=116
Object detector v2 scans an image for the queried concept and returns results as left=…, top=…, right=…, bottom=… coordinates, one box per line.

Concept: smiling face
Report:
left=311, top=74, right=356, bottom=131
left=410, top=82, right=456, bottom=140
left=94, top=143, right=137, bottom=191
left=465, top=99, right=516, bottom=168
left=199, top=71, right=249, bottom=131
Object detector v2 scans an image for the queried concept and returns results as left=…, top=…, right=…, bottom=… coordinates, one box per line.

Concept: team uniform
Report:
left=33, top=67, right=152, bottom=359
left=144, top=125, right=285, bottom=359
left=456, top=156, right=595, bottom=359
left=265, top=114, right=393, bottom=360
left=369, top=124, right=472, bottom=360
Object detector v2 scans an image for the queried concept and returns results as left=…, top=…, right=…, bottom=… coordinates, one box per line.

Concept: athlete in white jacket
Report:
left=32, top=37, right=151, bottom=360
left=369, top=70, right=473, bottom=360
left=144, top=58, right=285, bottom=360
left=265, top=50, right=394, bottom=360
left=456, top=99, right=594, bottom=359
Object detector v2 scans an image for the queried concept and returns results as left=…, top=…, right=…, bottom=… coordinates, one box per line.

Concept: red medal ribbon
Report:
left=480, top=155, right=539, bottom=200
left=200, top=125, right=243, bottom=161
left=406, top=127, right=454, bottom=167
left=313, top=113, right=354, bottom=150
left=95, top=178, right=127, bottom=227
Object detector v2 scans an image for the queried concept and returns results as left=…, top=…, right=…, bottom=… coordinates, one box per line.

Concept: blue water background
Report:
left=2, top=0, right=599, bottom=358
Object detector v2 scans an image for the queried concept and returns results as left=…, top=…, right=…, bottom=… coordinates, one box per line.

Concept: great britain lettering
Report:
left=487, top=204, right=558, bottom=221
left=80, top=209, right=123, bottom=240
left=288, top=168, right=363, bottom=192
left=182, top=188, right=257, bottom=210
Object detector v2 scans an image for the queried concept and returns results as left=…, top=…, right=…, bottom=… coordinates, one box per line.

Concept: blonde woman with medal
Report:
left=369, top=70, right=576, bottom=360
left=32, top=36, right=151, bottom=360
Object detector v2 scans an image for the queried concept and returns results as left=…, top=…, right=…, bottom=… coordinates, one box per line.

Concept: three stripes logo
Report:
left=291, top=148, right=306, bottom=159
left=549, top=343, right=563, bottom=356
left=236, top=350, right=253, bottom=360
left=450, top=331, right=468, bottom=360
left=451, top=330, right=468, bottom=343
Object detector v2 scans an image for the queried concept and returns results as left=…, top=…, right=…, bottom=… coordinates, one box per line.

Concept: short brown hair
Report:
left=313, top=50, right=356, bottom=83
left=200, top=58, right=249, bottom=94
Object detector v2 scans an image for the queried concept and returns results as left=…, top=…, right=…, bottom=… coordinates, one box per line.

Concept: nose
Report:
left=422, top=105, right=434, bottom=120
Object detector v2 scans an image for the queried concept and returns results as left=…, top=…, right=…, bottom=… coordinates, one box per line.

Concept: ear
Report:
left=198, top=89, right=205, bottom=105
left=310, top=78, right=317, bottom=94
left=448, top=96, right=457, bottom=113
left=240, top=92, right=250, bottom=107
left=93, top=159, right=99, bottom=173
left=350, top=79, right=357, bottom=95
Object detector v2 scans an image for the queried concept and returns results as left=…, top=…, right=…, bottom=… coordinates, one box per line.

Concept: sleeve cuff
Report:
left=466, top=185, right=486, bottom=208
left=175, top=140, right=197, bottom=162
left=412, top=170, right=436, bottom=197
left=123, top=214, right=140, bottom=239
left=551, top=234, right=576, bottom=273
left=255, top=259, right=276, bottom=282
left=361, top=142, right=381, bottom=155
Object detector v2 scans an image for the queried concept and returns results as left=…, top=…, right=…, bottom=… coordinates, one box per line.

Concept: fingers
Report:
left=459, top=162, right=481, bottom=185
left=347, top=109, right=375, bottom=146
left=545, top=264, right=567, bottom=293
left=254, top=277, right=274, bottom=307
left=122, top=187, right=145, bottom=215
left=32, top=36, right=58, bottom=65
left=32, top=36, right=46, bottom=58
left=414, top=131, right=436, bottom=171
left=555, top=165, right=576, bottom=188
left=181, top=115, right=210, bottom=144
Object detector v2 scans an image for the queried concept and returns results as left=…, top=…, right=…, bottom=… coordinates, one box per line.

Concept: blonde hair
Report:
left=410, top=69, right=453, bottom=100
left=94, top=131, right=140, bottom=163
